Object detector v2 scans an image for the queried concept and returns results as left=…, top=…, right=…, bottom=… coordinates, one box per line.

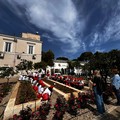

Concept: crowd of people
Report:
left=18, top=70, right=53, bottom=102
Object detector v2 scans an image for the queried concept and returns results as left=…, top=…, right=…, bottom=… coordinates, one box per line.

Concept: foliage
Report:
left=78, top=52, right=93, bottom=61
left=9, top=102, right=51, bottom=120
left=9, top=106, right=32, bottom=120
left=77, top=49, right=120, bottom=77
left=16, top=59, right=33, bottom=70
left=103, top=85, right=115, bottom=104
left=0, top=67, right=15, bottom=78
left=56, top=57, right=69, bottom=60
left=53, top=96, right=67, bottom=120
left=42, top=50, right=54, bottom=67
left=34, top=61, right=47, bottom=70
left=35, top=102, right=51, bottom=120
left=19, top=106, right=32, bottom=120
left=72, top=60, right=81, bottom=68
left=76, top=92, right=88, bottom=109
left=67, top=93, right=78, bottom=116
left=67, top=61, right=74, bottom=69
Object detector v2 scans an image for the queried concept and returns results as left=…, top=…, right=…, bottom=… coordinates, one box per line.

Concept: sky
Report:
left=0, top=0, right=120, bottom=60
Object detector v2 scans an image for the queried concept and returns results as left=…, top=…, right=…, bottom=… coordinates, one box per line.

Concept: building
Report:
left=46, top=60, right=69, bottom=75
left=0, top=32, right=42, bottom=67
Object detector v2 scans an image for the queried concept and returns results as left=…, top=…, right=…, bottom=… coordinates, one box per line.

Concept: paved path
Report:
left=0, top=76, right=18, bottom=119
left=0, top=75, right=18, bottom=84
left=93, top=105, right=120, bottom=120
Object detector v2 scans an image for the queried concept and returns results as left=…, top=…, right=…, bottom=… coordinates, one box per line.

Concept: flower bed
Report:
left=0, top=83, right=14, bottom=103
left=42, top=79, right=76, bottom=93
left=9, top=102, right=51, bottom=120
left=15, top=81, right=37, bottom=105
left=3, top=82, right=41, bottom=120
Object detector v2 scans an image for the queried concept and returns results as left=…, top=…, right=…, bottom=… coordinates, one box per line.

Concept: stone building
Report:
left=0, top=32, right=42, bottom=67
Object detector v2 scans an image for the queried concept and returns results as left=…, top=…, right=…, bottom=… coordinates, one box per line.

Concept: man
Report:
left=112, top=69, right=120, bottom=105
left=93, top=70, right=105, bottom=114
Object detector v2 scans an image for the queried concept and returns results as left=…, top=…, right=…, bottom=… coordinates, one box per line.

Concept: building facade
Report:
left=46, top=60, right=69, bottom=75
left=0, top=33, right=42, bottom=67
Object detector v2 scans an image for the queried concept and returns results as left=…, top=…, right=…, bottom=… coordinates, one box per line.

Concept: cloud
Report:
left=6, top=0, right=86, bottom=55
left=3, top=0, right=120, bottom=58
left=88, top=0, right=120, bottom=52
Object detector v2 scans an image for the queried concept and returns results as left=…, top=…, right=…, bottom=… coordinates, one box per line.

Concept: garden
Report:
left=15, top=81, right=38, bottom=105
left=1, top=75, right=96, bottom=120
left=0, top=81, right=16, bottom=119
left=9, top=91, right=95, bottom=120
left=0, top=83, right=12, bottom=103
left=1, top=71, right=115, bottom=120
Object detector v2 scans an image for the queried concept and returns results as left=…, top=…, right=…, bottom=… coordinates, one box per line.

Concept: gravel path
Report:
left=0, top=75, right=18, bottom=84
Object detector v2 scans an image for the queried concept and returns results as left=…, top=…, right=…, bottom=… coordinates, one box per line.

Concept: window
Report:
left=4, top=42, right=11, bottom=52
left=28, top=45, right=34, bottom=54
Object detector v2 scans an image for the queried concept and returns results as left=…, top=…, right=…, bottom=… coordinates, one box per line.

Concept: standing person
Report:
left=93, top=70, right=105, bottom=114
left=112, top=69, right=120, bottom=105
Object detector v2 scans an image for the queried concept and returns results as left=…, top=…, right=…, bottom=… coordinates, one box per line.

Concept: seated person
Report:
left=42, top=86, right=54, bottom=101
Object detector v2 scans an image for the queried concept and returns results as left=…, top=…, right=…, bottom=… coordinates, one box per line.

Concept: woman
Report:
left=93, top=70, right=105, bottom=114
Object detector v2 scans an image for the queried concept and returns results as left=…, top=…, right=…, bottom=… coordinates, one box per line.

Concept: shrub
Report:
left=53, top=96, right=67, bottom=120
left=67, top=93, right=78, bottom=116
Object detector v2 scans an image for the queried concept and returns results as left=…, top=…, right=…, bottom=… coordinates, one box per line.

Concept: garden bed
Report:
left=43, top=79, right=76, bottom=93
left=3, top=81, right=41, bottom=120
left=0, top=82, right=15, bottom=103
left=15, top=81, right=37, bottom=105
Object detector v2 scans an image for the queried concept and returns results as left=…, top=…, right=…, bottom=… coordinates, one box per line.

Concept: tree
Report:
left=108, top=49, right=120, bottom=69
left=78, top=52, right=93, bottom=61
left=42, top=50, right=54, bottom=67
left=34, top=61, right=47, bottom=70
left=88, top=50, right=120, bottom=76
left=16, top=59, right=33, bottom=70
left=0, top=67, right=15, bottom=83
left=72, top=60, right=81, bottom=68
left=56, top=57, right=69, bottom=60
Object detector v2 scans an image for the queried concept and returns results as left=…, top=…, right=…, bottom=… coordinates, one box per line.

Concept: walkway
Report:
left=0, top=75, right=18, bottom=84
left=0, top=76, right=18, bottom=119
left=93, top=104, right=120, bottom=120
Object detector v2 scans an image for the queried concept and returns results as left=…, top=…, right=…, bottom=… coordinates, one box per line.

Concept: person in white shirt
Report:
left=42, top=86, right=53, bottom=101
left=37, top=83, right=45, bottom=99
left=38, top=84, right=45, bottom=94
left=42, top=87, right=51, bottom=96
